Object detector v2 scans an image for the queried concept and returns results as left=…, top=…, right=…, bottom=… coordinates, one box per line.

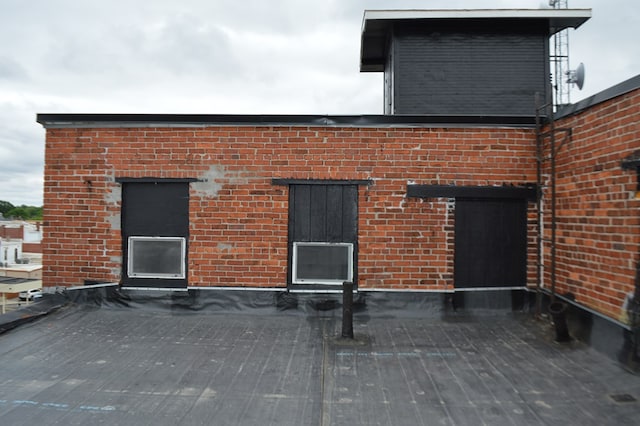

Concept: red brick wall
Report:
left=0, top=225, right=22, bottom=239
left=546, top=87, right=640, bottom=320
left=22, top=242, right=41, bottom=253
left=43, top=126, right=538, bottom=290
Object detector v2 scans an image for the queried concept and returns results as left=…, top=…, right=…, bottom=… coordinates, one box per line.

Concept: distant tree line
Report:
left=0, top=200, right=43, bottom=220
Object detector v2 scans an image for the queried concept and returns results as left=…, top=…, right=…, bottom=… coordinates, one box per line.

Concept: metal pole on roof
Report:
left=341, top=282, right=354, bottom=339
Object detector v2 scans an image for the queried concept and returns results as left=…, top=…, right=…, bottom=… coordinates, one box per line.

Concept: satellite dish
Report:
left=566, top=63, right=585, bottom=90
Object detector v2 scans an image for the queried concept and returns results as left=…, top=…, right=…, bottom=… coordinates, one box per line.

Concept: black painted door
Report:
left=454, top=198, right=527, bottom=288
left=121, top=182, right=189, bottom=288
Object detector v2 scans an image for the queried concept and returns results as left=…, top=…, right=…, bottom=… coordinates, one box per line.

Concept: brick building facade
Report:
left=37, top=76, right=640, bottom=323
left=38, top=121, right=537, bottom=288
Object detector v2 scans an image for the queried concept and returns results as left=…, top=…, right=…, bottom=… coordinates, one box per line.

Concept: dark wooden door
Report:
left=454, top=198, right=527, bottom=288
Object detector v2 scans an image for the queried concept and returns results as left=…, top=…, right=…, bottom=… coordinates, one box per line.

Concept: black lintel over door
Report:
left=454, top=198, right=527, bottom=288
left=121, top=181, right=190, bottom=288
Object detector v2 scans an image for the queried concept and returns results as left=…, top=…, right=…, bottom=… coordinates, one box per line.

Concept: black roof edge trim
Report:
left=407, top=184, right=537, bottom=201
left=273, top=178, right=373, bottom=186
left=555, top=74, right=640, bottom=120
left=115, top=177, right=200, bottom=183
left=36, top=113, right=538, bottom=128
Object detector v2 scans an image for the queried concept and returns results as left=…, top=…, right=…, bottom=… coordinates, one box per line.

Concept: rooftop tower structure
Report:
left=360, top=9, right=590, bottom=120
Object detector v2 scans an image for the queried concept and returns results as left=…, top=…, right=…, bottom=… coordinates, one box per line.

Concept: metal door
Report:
left=454, top=198, right=527, bottom=288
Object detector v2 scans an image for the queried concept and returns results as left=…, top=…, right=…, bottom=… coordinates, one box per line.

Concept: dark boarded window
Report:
left=121, top=181, right=189, bottom=288
left=288, top=184, right=358, bottom=287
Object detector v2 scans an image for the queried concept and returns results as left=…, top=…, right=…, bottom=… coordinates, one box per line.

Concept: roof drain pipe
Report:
left=548, top=107, right=570, bottom=342
left=535, top=95, right=545, bottom=319
left=536, top=95, right=572, bottom=342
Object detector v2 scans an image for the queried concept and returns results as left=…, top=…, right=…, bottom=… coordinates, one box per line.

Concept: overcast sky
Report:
left=0, top=0, right=637, bottom=206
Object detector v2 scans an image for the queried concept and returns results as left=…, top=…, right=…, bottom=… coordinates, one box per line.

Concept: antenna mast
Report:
left=549, top=0, right=571, bottom=108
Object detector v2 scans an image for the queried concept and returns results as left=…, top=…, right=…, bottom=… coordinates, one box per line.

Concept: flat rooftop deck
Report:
left=1, top=295, right=639, bottom=425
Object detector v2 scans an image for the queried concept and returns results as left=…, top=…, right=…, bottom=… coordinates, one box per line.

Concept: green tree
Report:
left=4, top=204, right=43, bottom=220
left=0, top=200, right=15, bottom=216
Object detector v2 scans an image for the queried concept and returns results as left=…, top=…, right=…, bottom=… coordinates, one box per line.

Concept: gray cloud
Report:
left=0, top=103, right=44, bottom=205
left=0, top=57, right=29, bottom=81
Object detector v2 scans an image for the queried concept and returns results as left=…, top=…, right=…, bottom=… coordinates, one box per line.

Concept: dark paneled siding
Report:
left=391, top=20, right=549, bottom=115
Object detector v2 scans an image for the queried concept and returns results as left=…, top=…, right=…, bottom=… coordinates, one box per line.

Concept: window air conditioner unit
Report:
left=292, top=242, right=354, bottom=285
left=127, top=236, right=186, bottom=279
